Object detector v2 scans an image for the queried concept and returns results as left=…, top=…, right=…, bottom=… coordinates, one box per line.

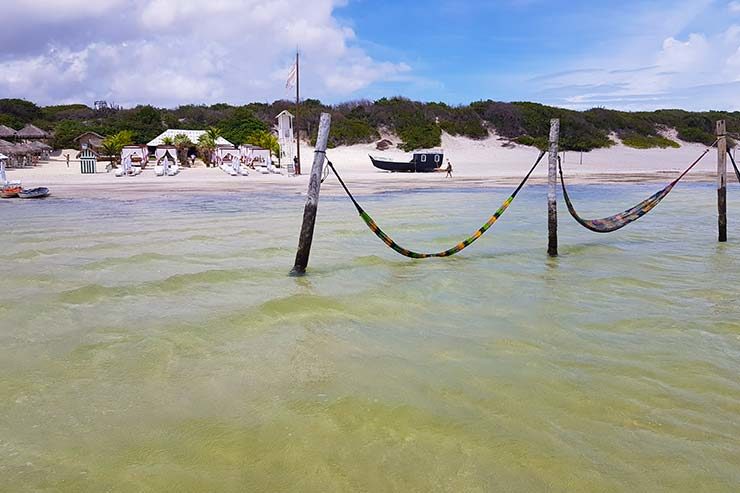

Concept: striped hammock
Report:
left=328, top=151, right=546, bottom=258
left=559, top=145, right=714, bottom=233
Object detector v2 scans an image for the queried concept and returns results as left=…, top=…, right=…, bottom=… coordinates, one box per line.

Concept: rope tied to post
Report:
left=325, top=150, right=547, bottom=258
left=726, top=148, right=740, bottom=184
left=558, top=140, right=718, bottom=233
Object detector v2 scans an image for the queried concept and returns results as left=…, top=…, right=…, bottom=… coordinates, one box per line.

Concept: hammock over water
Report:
left=559, top=145, right=715, bottom=233
left=328, top=150, right=546, bottom=258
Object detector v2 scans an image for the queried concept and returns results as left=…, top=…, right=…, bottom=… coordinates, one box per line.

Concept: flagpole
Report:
left=295, top=51, right=301, bottom=175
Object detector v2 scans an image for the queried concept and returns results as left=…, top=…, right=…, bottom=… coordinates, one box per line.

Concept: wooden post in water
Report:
left=548, top=119, right=560, bottom=257
left=290, top=112, right=332, bottom=276
left=717, top=120, right=727, bottom=242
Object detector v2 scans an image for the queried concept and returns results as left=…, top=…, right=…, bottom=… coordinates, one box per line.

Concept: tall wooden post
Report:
left=717, top=120, right=727, bottom=242
left=548, top=119, right=560, bottom=257
left=295, top=52, right=301, bottom=176
left=291, top=112, right=332, bottom=276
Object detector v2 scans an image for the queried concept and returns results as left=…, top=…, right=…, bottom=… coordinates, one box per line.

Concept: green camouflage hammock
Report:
left=326, top=151, right=546, bottom=258
left=559, top=145, right=714, bottom=233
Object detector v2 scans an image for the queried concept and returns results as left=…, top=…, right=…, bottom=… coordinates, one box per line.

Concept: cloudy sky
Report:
left=1, top=0, right=739, bottom=110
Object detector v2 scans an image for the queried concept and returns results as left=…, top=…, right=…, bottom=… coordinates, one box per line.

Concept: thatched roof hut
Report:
left=0, top=125, right=16, bottom=139
left=12, top=143, right=35, bottom=154
left=0, top=140, right=17, bottom=154
left=29, top=141, right=52, bottom=151
left=0, top=140, right=34, bottom=167
left=16, top=124, right=49, bottom=140
left=0, top=141, right=33, bottom=154
left=75, top=131, right=105, bottom=150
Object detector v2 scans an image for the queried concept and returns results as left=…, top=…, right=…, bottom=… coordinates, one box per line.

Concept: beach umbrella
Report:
left=15, top=124, right=49, bottom=140
left=0, top=125, right=16, bottom=139
left=30, top=141, right=52, bottom=151
left=12, top=143, right=34, bottom=155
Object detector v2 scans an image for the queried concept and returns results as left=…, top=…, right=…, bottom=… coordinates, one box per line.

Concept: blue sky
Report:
left=1, top=0, right=738, bottom=110
left=338, top=0, right=740, bottom=109
left=333, top=0, right=737, bottom=109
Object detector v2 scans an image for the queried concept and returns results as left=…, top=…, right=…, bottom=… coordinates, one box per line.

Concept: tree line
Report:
left=1, top=97, right=737, bottom=153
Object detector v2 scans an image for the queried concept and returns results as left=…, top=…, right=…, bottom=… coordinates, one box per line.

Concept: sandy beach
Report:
left=3, top=132, right=724, bottom=200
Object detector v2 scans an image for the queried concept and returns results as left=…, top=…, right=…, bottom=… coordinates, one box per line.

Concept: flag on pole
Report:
left=286, top=62, right=297, bottom=89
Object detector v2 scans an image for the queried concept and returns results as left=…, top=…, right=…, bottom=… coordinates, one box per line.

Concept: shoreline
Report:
left=2, top=133, right=729, bottom=199
left=3, top=168, right=723, bottom=200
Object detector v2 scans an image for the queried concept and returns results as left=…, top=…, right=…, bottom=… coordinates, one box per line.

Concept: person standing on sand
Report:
left=65, top=153, right=70, bottom=168
left=445, top=159, right=453, bottom=178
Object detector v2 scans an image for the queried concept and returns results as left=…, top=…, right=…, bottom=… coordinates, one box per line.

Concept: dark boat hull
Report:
left=370, top=153, right=443, bottom=173
left=18, top=187, right=50, bottom=199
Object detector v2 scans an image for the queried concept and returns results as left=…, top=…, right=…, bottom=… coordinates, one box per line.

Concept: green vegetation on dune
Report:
left=327, top=117, right=379, bottom=148
left=620, top=133, right=680, bottom=149
left=1, top=97, right=737, bottom=153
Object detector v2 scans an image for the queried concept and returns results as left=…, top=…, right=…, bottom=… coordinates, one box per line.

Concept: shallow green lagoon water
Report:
left=1, top=184, right=739, bottom=492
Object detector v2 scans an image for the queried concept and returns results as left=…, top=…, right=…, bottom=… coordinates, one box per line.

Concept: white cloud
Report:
left=730, top=1, right=740, bottom=14
left=0, top=0, right=410, bottom=106
left=530, top=22, right=740, bottom=111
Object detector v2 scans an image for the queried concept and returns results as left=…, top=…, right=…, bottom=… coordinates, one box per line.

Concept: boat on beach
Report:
left=1, top=185, right=22, bottom=198
left=369, top=151, right=444, bottom=172
left=18, top=187, right=50, bottom=199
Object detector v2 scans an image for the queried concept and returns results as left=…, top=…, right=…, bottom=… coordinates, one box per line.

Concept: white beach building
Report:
left=147, top=129, right=233, bottom=148
left=275, top=111, right=295, bottom=172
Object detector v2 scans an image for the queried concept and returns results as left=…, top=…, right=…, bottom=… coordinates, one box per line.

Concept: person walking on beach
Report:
left=65, top=153, right=70, bottom=168
left=445, top=159, right=453, bottom=178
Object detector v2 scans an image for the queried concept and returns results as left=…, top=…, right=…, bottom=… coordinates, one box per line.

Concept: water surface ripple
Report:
left=0, top=184, right=738, bottom=492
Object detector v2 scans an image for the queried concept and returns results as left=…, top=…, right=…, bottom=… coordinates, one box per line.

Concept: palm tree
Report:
left=197, top=132, right=217, bottom=167
left=206, top=127, right=220, bottom=142
left=245, top=130, right=280, bottom=159
left=172, top=133, right=194, bottom=167
left=101, top=130, right=134, bottom=169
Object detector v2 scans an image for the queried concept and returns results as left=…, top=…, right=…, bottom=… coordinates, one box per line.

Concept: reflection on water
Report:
left=1, top=184, right=739, bottom=492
